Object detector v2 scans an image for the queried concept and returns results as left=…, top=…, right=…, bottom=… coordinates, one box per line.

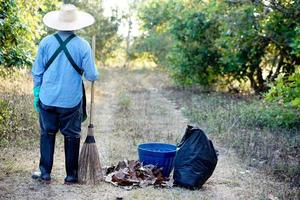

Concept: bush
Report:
left=135, top=0, right=300, bottom=93
left=265, top=73, right=300, bottom=109
left=240, top=101, right=300, bottom=130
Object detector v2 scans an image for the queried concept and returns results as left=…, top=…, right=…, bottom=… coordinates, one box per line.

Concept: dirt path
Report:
left=0, top=68, right=288, bottom=200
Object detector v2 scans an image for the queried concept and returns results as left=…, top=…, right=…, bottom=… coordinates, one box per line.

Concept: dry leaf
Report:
left=104, top=160, right=172, bottom=189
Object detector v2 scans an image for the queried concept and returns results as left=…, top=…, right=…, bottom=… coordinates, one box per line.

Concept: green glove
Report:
left=33, top=87, right=40, bottom=113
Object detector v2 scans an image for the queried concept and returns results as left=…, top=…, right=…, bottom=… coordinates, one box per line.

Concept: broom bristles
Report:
left=78, top=142, right=103, bottom=184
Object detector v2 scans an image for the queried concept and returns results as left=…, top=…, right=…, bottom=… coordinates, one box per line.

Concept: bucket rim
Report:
left=138, top=142, right=177, bottom=153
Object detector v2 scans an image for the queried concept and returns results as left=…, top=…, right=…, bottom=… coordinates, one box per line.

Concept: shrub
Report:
left=239, top=101, right=300, bottom=130
left=265, top=73, right=300, bottom=109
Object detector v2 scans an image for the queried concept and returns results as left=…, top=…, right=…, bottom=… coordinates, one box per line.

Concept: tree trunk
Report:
left=248, top=68, right=259, bottom=93
left=123, top=17, right=132, bottom=68
left=270, top=54, right=283, bottom=81
left=256, top=65, right=268, bottom=93
left=248, top=65, right=268, bottom=94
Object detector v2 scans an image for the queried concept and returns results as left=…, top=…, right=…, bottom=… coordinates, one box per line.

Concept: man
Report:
left=31, top=4, right=98, bottom=184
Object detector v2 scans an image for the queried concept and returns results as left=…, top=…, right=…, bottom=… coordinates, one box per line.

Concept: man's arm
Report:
left=32, top=41, right=46, bottom=87
left=81, top=42, right=99, bottom=81
left=31, top=40, right=46, bottom=112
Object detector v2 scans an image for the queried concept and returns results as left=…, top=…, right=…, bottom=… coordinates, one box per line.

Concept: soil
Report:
left=0, top=68, right=290, bottom=200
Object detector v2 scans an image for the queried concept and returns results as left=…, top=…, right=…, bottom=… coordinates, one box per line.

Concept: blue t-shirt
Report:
left=32, top=31, right=99, bottom=108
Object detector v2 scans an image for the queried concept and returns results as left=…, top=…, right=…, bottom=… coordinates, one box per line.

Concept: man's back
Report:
left=32, top=31, right=98, bottom=108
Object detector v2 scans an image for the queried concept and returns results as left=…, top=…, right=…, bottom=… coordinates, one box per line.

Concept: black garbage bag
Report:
left=173, top=125, right=218, bottom=189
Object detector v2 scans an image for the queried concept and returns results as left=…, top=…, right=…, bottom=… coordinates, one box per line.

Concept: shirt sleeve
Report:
left=82, top=42, right=99, bottom=81
left=32, top=41, right=46, bottom=87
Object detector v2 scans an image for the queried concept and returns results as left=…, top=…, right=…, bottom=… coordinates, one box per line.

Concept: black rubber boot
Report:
left=33, top=133, right=56, bottom=183
left=31, top=171, right=51, bottom=184
left=64, top=136, right=80, bottom=184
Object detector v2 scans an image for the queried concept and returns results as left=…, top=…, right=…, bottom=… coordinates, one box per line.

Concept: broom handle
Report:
left=89, top=35, right=96, bottom=126
left=89, top=81, right=95, bottom=125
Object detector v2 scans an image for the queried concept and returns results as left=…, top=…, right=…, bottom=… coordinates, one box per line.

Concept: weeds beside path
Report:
left=0, top=68, right=296, bottom=200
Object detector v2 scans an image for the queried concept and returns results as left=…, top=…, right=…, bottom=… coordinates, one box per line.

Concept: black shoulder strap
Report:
left=45, top=33, right=83, bottom=76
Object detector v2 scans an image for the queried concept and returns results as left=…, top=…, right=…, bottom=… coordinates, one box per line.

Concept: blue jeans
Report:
left=38, top=100, right=82, bottom=177
left=39, top=101, right=82, bottom=138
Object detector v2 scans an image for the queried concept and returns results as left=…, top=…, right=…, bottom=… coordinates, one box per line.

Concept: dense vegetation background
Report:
left=0, top=0, right=299, bottom=192
left=131, top=0, right=300, bottom=99
left=1, top=0, right=299, bottom=104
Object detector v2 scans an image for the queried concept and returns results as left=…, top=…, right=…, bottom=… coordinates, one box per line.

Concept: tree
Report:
left=207, top=0, right=300, bottom=93
left=169, top=11, right=220, bottom=86
left=129, top=0, right=175, bottom=67
left=0, top=0, right=121, bottom=69
left=64, top=0, right=122, bottom=65
left=0, top=0, right=59, bottom=68
left=133, top=0, right=220, bottom=85
left=215, top=1, right=269, bottom=92
left=132, top=0, right=300, bottom=93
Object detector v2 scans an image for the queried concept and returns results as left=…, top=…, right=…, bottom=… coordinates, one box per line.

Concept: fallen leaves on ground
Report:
left=104, top=160, right=173, bottom=190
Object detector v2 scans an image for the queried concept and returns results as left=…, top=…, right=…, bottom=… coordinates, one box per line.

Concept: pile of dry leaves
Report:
left=104, top=160, right=173, bottom=189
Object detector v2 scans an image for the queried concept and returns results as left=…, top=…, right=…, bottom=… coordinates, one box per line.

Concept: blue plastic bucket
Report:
left=138, top=143, right=177, bottom=177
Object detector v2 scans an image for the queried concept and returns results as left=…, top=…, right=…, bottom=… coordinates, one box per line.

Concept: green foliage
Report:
left=0, top=0, right=60, bottom=68
left=138, top=0, right=176, bottom=30
left=291, top=26, right=300, bottom=57
left=129, top=0, right=175, bottom=67
left=129, top=31, right=172, bottom=66
left=215, top=2, right=267, bottom=91
left=133, top=0, right=221, bottom=85
left=239, top=101, right=299, bottom=129
left=169, top=11, right=220, bottom=86
left=265, top=73, right=300, bottom=108
left=0, top=0, right=32, bottom=67
left=133, top=0, right=300, bottom=94
left=0, top=0, right=121, bottom=68
left=71, top=0, right=122, bottom=65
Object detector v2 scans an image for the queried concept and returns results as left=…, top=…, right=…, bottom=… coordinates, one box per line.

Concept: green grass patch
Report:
left=173, top=91, right=299, bottom=187
left=117, top=90, right=132, bottom=111
left=239, top=102, right=299, bottom=130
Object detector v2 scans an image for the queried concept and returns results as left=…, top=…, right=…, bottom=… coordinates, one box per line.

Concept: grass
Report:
left=0, top=69, right=39, bottom=179
left=167, top=90, right=299, bottom=188
left=0, top=70, right=39, bottom=148
left=0, top=67, right=297, bottom=199
left=117, top=90, right=132, bottom=111
left=105, top=68, right=297, bottom=199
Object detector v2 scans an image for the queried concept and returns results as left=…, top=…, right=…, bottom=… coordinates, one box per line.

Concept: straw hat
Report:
left=43, top=4, right=95, bottom=31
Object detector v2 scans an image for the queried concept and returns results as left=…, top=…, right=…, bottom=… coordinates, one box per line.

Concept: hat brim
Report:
left=43, top=11, right=95, bottom=31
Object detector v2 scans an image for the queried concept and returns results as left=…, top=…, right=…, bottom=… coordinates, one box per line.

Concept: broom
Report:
left=78, top=35, right=103, bottom=184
